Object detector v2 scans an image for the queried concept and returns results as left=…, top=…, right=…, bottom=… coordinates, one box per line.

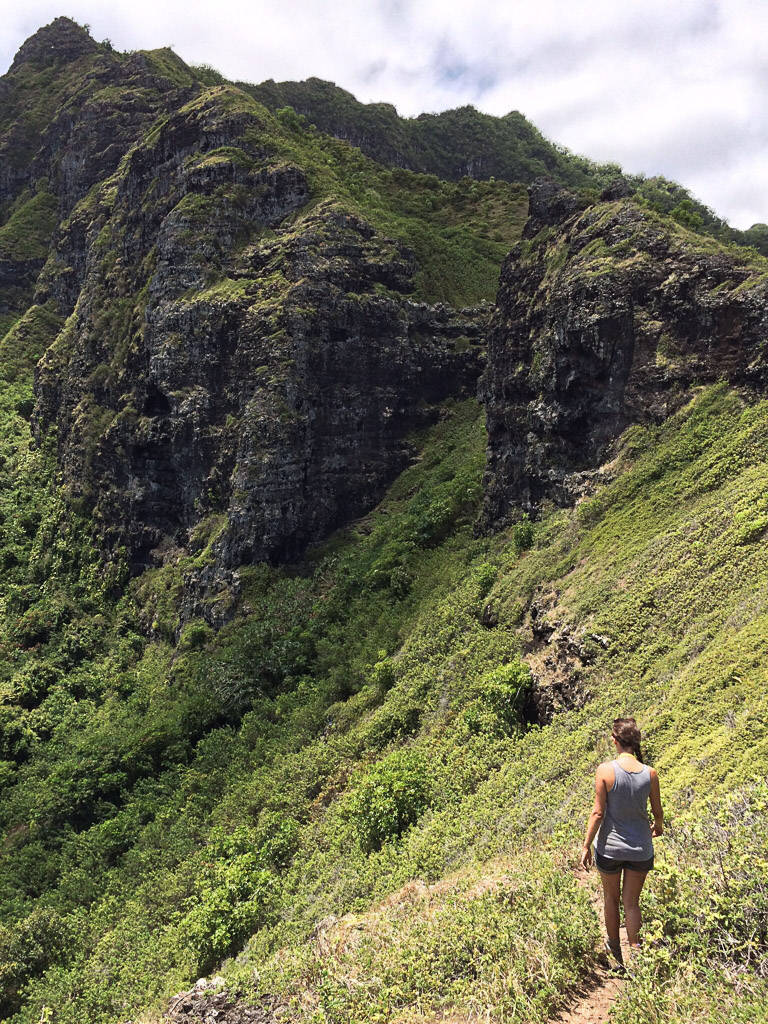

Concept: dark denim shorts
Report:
left=595, top=850, right=654, bottom=874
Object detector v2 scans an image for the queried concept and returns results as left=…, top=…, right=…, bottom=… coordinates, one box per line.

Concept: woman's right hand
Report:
left=580, top=843, right=593, bottom=868
left=652, top=821, right=663, bottom=837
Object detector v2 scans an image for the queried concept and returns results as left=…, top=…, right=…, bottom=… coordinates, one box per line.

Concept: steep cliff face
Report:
left=0, top=21, right=516, bottom=626
left=23, top=81, right=485, bottom=620
left=243, top=79, right=768, bottom=256
left=0, top=18, right=200, bottom=335
left=0, top=18, right=199, bottom=212
left=479, top=180, right=768, bottom=528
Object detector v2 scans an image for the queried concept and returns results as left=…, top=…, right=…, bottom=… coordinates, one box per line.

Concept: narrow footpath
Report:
left=549, top=867, right=629, bottom=1024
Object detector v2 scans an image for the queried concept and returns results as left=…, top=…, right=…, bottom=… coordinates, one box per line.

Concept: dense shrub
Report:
left=181, top=826, right=280, bottom=974
left=613, top=781, right=768, bottom=1024
left=347, top=748, right=434, bottom=852
left=462, top=661, right=531, bottom=737
left=0, top=907, right=71, bottom=1015
left=512, top=512, right=534, bottom=553
left=11, top=595, right=75, bottom=648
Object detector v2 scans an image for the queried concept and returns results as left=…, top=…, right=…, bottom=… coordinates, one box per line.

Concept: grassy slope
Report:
left=1, top=385, right=766, bottom=1022
left=222, top=383, right=768, bottom=1024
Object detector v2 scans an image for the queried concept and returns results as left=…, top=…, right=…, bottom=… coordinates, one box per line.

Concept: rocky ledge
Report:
left=163, top=977, right=275, bottom=1023
left=478, top=179, right=768, bottom=528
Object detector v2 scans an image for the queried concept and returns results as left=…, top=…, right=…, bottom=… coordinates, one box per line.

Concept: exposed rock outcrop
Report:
left=0, top=19, right=200, bottom=331
left=1, top=19, right=198, bottom=216
left=521, top=587, right=610, bottom=723
left=8, top=16, right=100, bottom=71
left=479, top=180, right=768, bottom=529
left=164, top=977, right=274, bottom=1023
left=30, top=86, right=487, bottom=619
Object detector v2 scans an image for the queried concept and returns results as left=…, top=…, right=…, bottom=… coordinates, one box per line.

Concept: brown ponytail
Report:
left=612, top=717, right=643, bottom=762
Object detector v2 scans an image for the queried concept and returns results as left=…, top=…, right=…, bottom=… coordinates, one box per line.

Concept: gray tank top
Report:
left=595, top=759, right=653, bottom=860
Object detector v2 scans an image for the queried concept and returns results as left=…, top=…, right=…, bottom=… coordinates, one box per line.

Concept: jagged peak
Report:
left=9, top=16, right=100, bottom=73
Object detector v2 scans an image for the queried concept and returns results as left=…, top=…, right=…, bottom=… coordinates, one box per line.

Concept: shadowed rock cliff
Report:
left=25, top=83, right=486, bottom=624
left=0, top=18, right=200, bottom=333
left=479, top=180, right=768, bottom=529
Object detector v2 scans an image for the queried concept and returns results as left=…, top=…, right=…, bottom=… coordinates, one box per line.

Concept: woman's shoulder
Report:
left=596, top=760, right=616, bottom=779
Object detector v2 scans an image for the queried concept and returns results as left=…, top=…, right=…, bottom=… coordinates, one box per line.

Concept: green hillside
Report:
left=0, top=17, right=767, bottom=1024
left=1, top=385, right=767, bottom=1022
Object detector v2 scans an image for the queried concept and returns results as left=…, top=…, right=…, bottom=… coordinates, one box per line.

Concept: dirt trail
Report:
left=548, top=867, right=629, bottom=1024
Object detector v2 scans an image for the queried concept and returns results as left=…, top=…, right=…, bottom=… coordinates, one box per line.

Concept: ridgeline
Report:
left=0, top=17, right=766, bottom=1024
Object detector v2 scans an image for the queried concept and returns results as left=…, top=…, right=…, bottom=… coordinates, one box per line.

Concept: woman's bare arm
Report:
left=649, top=767, right=663, bottom=836
left=581, top=764, right=611, bottom=867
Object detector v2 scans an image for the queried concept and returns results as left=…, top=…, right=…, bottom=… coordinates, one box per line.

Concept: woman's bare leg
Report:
left=621, top=869, right=649, bottom=947
left=599, top=869, right=622, bottom=945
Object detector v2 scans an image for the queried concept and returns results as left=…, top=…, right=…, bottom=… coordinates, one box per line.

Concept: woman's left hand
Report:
left=580, top=844, right=592, bottom=868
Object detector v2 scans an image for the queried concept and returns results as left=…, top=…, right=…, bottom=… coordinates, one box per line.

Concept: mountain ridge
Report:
left=0, top=17, right=766, bottom=1024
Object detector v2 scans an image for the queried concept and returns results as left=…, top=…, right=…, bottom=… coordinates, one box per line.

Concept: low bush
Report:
left=346, top=747, right=434, bottom=852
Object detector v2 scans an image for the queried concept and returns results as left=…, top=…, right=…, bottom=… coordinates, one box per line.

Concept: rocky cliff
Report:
left=5, top=19, right=768, bottom=624
left=3, top=21, right=768, bottom=1024
left=32, top=81, right=485, bottom=602
left=478, top=180, right=768, bottom=529
left=1, top=20, right=496, bottom=627
left=244, top=79, right=768, bottom=255
left=0, top=20, right=200, bottom=329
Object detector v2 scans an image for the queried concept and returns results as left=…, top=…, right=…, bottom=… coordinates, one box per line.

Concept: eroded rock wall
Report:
left=479, top=180, right=768, bottom=529
left=28, top=85, right=486, bottom=622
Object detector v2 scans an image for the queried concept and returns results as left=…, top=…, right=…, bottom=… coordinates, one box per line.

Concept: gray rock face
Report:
left=478, top=180, right=768, bottom=528
left=31, top=86, right=486, bottom=622
left=0, top=18, right=198, bottom=219
left=30, top=53, right=198, bottom=216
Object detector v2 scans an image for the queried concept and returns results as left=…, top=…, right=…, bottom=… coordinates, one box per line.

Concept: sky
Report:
left=2, top=0, right=766, bottom=229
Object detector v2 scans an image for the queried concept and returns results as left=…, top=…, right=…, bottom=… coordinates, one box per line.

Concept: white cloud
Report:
left=1, top=0, right=765, bottom=227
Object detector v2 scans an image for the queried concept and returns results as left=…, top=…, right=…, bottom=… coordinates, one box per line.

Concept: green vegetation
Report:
left=241, top=79, right=768, bottom=256
left=0, top=383, right=766, bottom=1022
left=633, top=175, right=768, bottom=254
left=1, top=21, right=768, bottom=1024
left=245, top=78, right=623, bottom=192
left=0, top=189, right=57, bottom=262
left=251, top=853, right=599, bottom=1024
left=240, top=91, right=530, bottom=303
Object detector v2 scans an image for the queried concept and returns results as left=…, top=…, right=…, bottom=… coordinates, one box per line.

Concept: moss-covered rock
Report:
left=479, top=179, right=768, bottom=527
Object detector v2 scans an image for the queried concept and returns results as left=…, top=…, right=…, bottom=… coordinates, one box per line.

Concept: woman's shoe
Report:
left=603, top=937, right=626, bottom=975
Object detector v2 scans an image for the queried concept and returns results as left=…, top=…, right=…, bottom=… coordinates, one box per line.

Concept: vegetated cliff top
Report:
left=240, top=76, right=768, bottom=254
left=4, top=17, right=766, bottom=256
left=7, top=15, right=101, bottom=70
left=479, top=178, right=768, bottom=529
left=245, top=75, right=600, bottom=187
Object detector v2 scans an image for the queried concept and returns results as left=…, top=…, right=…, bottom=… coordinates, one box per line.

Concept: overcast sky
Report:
left=2, top=0, right=766, bottom=228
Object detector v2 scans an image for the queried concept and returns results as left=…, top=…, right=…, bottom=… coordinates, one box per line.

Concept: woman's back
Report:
left=596, top=758, right=653, bottom=860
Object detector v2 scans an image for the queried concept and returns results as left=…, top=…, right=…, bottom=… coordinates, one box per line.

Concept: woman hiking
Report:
left=580, top=717, right=663, bottom=969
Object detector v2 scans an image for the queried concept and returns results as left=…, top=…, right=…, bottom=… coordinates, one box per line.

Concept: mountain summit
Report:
left=8, top=15, right=99, bottom=71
